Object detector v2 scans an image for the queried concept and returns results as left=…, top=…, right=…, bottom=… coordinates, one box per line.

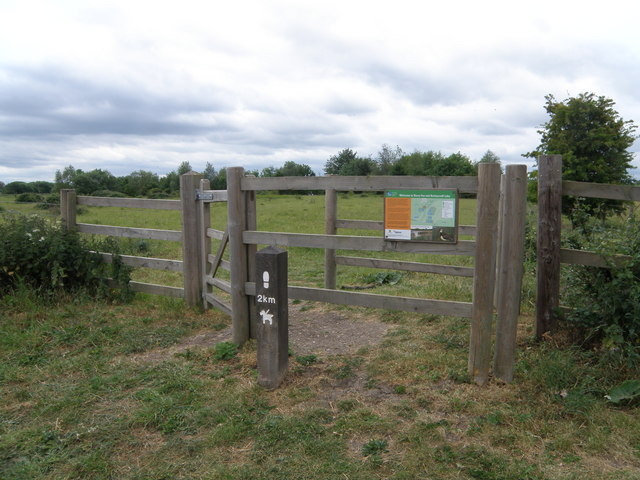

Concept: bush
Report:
left=563, top=216, right=640, bottom=359
left=36, top=193, right=60, bottom=210
left=0, top=212, right=131, bottom=300
left=15, top=192, right=44, bottom=203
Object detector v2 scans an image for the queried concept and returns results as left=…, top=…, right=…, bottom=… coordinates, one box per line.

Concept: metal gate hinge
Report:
left=196, top=189, right=214, bottom=201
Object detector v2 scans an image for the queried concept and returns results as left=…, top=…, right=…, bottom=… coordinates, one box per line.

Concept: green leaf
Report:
left=605, top=379, right=640, bottom=404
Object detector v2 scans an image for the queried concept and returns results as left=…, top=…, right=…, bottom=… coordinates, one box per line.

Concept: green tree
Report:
left=54, top=165, right=78, bottom=191
left=122, top=170, right=160, bottom=197
left=275, top=161, right=315, bottom=177
left=177, top=161, right=193, bottom=176
left=211, top=168, right=227, bottom=190
left=324, top=148, right=359, bottom=175
left=338, top=156, right=376, bottom=176
left=526, top=93, right=638, bottom=221
left=203, top=162, right=217, bottom=184
left=260, top=166, right=277, bottom=177
left=4, top=181, right=34, bottom=194
left=375, top=144, right=404, bottom=175
left=477, top=150, right=502, bottom=172
left=391, top=151, right=435, bottom=176
left=431, top=152, right=476, bottom=176
left=159, top=171, right=179, bottom=194
left=74, top=169, right=118, bottom=195
left=29, top=181, right=54, bottom=193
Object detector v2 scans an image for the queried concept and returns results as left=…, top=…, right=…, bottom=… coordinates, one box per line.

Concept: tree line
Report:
left=0, top=147, right=498, bottom=198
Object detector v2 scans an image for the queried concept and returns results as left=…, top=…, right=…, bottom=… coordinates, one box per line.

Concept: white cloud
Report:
left=1, top=0, right=639, bottom=182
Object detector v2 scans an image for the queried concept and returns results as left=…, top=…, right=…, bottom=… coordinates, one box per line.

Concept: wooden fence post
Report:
left=536, top=155, right=562, bottom=338
left=324, top=188, right=337, bottom=289
left=494, top=164, right=528, bottom=382
left=180, top=172, right=204, bottom=308
left=494, top=173, right=505, bottom=309
left=60, top=189, right=77, bottom=231
left=227, top=166, right=250, bottom=344
left=246, top=179, right=258, bottom=338
left=468, top=162, right=501, bottom=385
left=198, top=178, right=212, bottom=309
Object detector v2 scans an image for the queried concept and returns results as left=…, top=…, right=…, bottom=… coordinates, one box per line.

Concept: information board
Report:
left=384, top=189, right=458, bottom=243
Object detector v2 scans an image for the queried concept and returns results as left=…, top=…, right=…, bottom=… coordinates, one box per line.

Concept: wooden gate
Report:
left=196, top=164, right=528, bottom=384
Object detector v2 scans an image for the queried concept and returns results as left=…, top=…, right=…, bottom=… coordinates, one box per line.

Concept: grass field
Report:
left=1, top=192, right=639, bottom=479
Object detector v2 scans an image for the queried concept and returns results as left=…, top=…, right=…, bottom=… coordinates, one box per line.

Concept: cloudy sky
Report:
left=1, top=0, right=639, bottom=183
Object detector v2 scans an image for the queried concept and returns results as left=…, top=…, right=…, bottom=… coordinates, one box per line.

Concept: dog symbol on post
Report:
left=259, top=309, right=274, bottom=325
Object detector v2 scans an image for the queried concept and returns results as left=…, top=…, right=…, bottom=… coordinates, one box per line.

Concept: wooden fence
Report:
left=203, top=163, right=528, bottom=384
left=536, top=154, right=640, bottom=337
left=60, top=166, right=528, bottom=385
left=59, top=173, right=227, bottom=302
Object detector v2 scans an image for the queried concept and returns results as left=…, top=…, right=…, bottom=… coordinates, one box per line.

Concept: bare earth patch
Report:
left=288, top=301, right=390, bottom=356
left=128, top=301, right=390, bottom=364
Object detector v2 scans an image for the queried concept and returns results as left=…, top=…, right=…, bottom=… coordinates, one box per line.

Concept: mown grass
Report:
left=1, top=192, right=639, bottom=479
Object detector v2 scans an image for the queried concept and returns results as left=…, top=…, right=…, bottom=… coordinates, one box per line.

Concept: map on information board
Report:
left=384, top=189, right=458, bottom=243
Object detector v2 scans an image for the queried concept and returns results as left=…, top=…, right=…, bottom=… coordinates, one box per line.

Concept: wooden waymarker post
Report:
left=256, top=246, right=289, bottom=389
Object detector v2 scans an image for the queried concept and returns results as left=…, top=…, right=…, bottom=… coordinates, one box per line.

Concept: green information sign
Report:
left=384, top=189, right=458, bottom=242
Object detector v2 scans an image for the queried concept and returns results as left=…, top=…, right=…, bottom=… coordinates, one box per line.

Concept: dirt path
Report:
left=129, top=301, right=390, bottom=364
